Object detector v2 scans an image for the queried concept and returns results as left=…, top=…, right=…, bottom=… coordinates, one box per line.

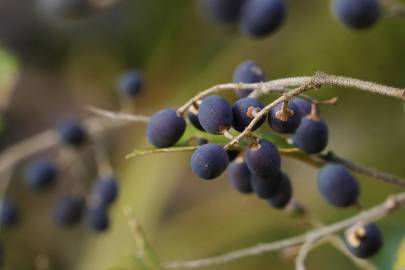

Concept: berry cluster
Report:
left=0, top=69, right=145, bottom=266
left=146, top=60, right=385, bottom=258
left=198, top=0, right=383, bottom=36
left=0, top=120, right=119, bottom=232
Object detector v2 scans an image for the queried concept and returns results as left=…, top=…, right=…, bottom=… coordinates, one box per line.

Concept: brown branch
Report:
left=161, top=191, right=405, bottom=269
left=177, top=72, right=405, bottom=115
left=0, top=117, right=131, bottom=177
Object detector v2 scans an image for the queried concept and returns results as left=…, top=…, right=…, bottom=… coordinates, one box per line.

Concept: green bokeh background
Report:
left=0, top=0, right=404, bottom=269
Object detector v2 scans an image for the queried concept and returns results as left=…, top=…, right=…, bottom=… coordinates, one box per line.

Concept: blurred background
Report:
left=0, top=0, right=404, bottom=269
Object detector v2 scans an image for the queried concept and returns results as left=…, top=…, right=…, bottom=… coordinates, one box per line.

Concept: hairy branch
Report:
left=177, top=72, right=405, bottom=115
left=162, top=191, right=405, bottom=269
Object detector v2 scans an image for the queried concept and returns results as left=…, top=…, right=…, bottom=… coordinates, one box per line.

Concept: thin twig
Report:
left=0, top=117, right=128, bottom=177
left=161, top=192, right=405, bottom=269
left=295, top=237, right=318, bottom=270
left=126, top=146, right=199, bottom=159
left=86, top=106, right=151, bottom=123
left=321, top=152, right=405, bottom=187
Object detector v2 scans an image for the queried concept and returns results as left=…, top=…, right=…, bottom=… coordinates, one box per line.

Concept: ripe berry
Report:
left=332, top=0, right=380, bottom=29
left=187, top=105, right=205, bottom=131
left=198, top=0, right=246, bottom=23
left=233, top=60, right=266, bottom=97
left=240, top=0, right=286, bottom=38
left=268, top=101, right=302, bottom=134
left=245, top=139, right=281, bottom=180
left=54, top=196, right=84, bottom=226
left=251, top=173, right=281, bottom=199
left=345, top=223, right=383, bottom=258
left=118, top=70, right=143, bottom=97
left=228, top=159, right=252, bottom=194
left=198, top=96, right=233, bottom=134
left=317, top=163, right=359, bottom=207
left=266, top=172, right=292, bottom=209
left=92, top=175, right=119, bottom=207
left=86, top=206, right=109, bottom=232
left=293, top=115, right=329, bottom=154
left=291, top=97, right=312, bottom=117
left=24, top=159, right=58, bottom=191
left=226, top=149, right=240, bottom=162
left=58, top=120, right=87, bottom=147
left=232, top=97, right=265, bottom=132
left=0, top=199, right=19, bottom=227
left=191, top=144, right=229, bottom=180
left=146, top=109, right=186, bottom=148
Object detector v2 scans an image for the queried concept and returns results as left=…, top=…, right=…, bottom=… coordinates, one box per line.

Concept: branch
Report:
left=86, top=106, right=151, bottom=123
left=126, top=146, right=198, bottom=159
left=177, top=72, right=405, bottom=115
left=161, top=191, right=405, bottom=269
left=0, top=116, right=139, bottom=177
left=295, top=237, right=318, bottom=270
left=282, top=151, right=405, bottom=187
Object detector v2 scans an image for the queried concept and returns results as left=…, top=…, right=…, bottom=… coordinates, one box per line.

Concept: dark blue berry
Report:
left=345, top=223, right=383, bottom=258
left=228, top=160, right=252, bottom=194
left=92, top=175, right=119, bottom=207
left=232, top=98, right=265, bottom=132
left=317, top=163, right=359, bottom=207
left=118, top=70, right=143, bottom=97
left=24, top=159, right=57, bottom=191
left=245, top=139, right=281, bottom=180
left=54, top=196, right=84, bottom=226
left=233, top=60, right=266, bottom=97
left=187, top=106, right=205, bottom=131
left=291, top=97, right=312, bottom=117
left=198, top=96, right=233, bottom=134
left=198, top=0, right=246, bottom=23
left=251, top=173, right=281, bottom=199
left=266, top=172, right=292, bottom=209
left=268, top=101, right=302, bottom=134
left=86, top=206, right=109, bottom=232
left=227, top=149, right=240, bottom=162
left=191, top=144, right=229, bottom=180
left=0, top=199, right=19, bottom=227
left=146, top=109, right=186, bottom=148
left=240, top=0, right=286, bottom=38
left=333, top=0, right=380, bottom=29
left=58, top=120, right=87, bottom=147
left=293, top=116, right=329, bottom=154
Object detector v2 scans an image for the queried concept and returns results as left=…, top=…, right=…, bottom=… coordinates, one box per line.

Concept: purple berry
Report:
left=232, top=97, right=265, bottom=132
left=191, top=144, right=229, bottom=180
left=146, top=109, right=186, bottom=148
